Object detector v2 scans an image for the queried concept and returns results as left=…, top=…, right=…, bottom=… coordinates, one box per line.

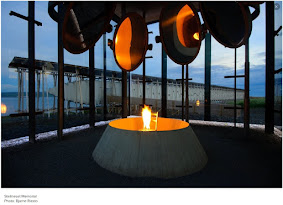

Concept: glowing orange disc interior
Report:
left=114, top=17, right=132, bottom=71
left=176, top=4, right=199, bottom=47
left=109, top=117, right=189, bottom=132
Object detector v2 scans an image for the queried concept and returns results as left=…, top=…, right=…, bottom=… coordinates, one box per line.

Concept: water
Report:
left=1, top=96, right=80, bottom=117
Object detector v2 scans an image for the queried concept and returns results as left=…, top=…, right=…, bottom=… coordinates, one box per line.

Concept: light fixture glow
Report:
left=1, top=103, right=7, bottom=114
left=193, top=32, right=199, bottom=40
left=196, top=100, right=200, bottom=107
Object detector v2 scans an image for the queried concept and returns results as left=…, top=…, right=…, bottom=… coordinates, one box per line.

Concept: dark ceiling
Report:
left=113, top=2, right=200, bottom=25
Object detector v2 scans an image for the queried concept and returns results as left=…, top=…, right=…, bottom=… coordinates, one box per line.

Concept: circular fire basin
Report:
left=92, top=117, right=208, bottom=179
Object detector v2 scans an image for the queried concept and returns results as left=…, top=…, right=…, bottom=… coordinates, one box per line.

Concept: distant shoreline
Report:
left=1, top=92, right=54, bottom=98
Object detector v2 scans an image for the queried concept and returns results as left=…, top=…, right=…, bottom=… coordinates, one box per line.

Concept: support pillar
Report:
left=21, top=69, right=24, bottom=111
left=89, top=46, right=95, bottom=127
left=265, top=2, right=274, bottom=134
left=234, top=48, right=237, bottom=127
left=161, top=46, right=167, bottom=117
left=57, top=3, right=64, bottom=140
left=122, top=71, right=127, bottom=118
left=103, top=34, right=107, bottom=120
left=28, top=1, right=35, bottom=143
left=142, top=11, right=146, bottom=106
left=186, top=64, right=189, bottom=122
left=128, top=72, right=131, bottom=115
left=143, top=61, right=146, bottom=105
left=204, top=33, right=211, bottom=121
left=244, top=40, right=250, bottom=137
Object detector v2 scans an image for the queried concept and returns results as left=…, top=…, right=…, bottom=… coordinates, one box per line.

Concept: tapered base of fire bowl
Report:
left=92, top=117, right=207, bottom=179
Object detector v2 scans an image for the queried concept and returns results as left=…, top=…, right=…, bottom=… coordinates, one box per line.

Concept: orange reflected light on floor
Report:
left=115, top=17, right=132, bottom=70
left=1, top=103, right=7, bottom=114
left=193, top=32, right=199, bottom=40
left=176, top=4, right=194, bottom=47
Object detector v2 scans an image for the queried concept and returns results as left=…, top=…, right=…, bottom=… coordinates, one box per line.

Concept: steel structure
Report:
left=6, top=2, right=278, bottom=143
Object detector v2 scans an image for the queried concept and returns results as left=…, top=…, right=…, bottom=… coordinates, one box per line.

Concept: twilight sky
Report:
left=1, top=1, right=282, bottom=97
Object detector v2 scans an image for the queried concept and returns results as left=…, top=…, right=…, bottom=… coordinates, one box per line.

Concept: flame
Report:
left=193, top=32, right=199, bottom=40
left=142, top=105, right=151, bottom=130
left=1, top=103, right=7, bottom=114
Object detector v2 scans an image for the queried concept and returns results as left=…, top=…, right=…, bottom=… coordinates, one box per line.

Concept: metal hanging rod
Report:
left=224, top=75, right=245, bottom=78
left=176, top=78, right=193, bottom=81
left=274, top=68, right=282, bottom=74
left=9, top=11, right=42, bottom=26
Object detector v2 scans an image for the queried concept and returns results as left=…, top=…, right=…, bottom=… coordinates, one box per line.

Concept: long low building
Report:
left=48, top=73, right=244, bottom=107
left=9, top=56, right=244, bottom=109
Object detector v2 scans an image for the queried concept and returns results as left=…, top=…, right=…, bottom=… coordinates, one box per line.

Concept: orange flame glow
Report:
left=142, top=105, right=151, bottom=130
left=1, top=103, right=7, bottom=114
left=193, top=32, right=199, bottom=40
left=196, top=100, right=200, bottom=107
left=115, top=17, right=132, bottom=70
left=176, top=4, right=194, bottom=47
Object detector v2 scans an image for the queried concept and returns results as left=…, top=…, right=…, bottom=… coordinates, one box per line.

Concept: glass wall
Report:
left=209, top=3, right=266, bottom=125
left=1, top=2, right=29, bottom=140
left=144, top=22, right=161, bottom=115
left=1, top=2, right=280, bottom=142
left=210, top=37, right=244, bottom=123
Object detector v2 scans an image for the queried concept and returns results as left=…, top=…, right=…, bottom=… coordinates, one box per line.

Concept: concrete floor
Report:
left=1, top=123, right=282, bottom=188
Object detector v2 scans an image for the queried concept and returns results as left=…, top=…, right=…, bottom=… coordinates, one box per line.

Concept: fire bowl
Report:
left=92, top=117, right=208, bottom=179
